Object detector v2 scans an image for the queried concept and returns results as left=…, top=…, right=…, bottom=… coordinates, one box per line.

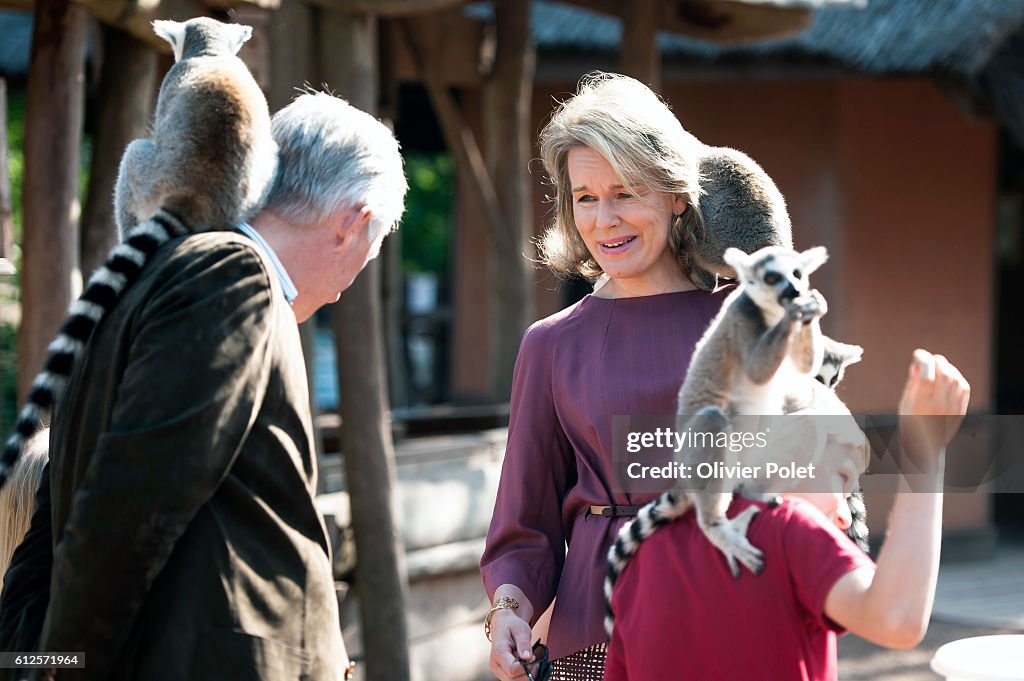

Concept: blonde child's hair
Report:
left=0, top=428, right=48, bottom=580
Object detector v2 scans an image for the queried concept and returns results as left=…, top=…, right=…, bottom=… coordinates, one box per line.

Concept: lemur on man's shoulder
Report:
left=0, top=17, right=278, bottom=490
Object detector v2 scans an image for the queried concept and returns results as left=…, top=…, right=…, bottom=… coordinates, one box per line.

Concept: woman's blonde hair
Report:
left=538, top=72, right=705, bottom=280
left=0, top=428, right=48, bottom=579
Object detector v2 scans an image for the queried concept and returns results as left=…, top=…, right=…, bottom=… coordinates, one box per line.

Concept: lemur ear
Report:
left=800, top=246, right=829, bottom=275
left=152, top=20, right=187, bottom=62
left=722, top=247, right=751, bottom=277
left=224, top=24, right=253, bottom=54
left=836, top=342, right=864, bottom=365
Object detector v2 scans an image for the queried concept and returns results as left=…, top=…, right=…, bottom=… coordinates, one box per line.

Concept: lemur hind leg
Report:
left=114, top=138, right=161, bottom=239
left=683, top=406, right=765, bottom=577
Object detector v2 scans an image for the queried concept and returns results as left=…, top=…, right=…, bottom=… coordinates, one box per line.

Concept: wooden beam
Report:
left=383, top=12, right=483, bottom=86
left=620, top=0, right=660, bottom=90
left=17, top=0, right=87, bottom=402
left=562, top=0, right=813, bottom=44
left=64, top=0, right=280, bottom=50
left=80, top=24, right=157, bottom=277
left=304, top=0, right=467, bottom=17
left=482, top=0, right=534, bottom=400
left=0, top=0, right=33, bottom=11
left=322, top=9, right=412, bottom=681
left=399, top=16, right=511, bottom=255
left=0, top=79, right=13, bottom=266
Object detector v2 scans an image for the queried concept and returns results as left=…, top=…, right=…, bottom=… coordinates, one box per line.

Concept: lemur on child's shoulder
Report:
left=605, top=245, right=867, bottom=635
left=1, top=17, right=278, bottom=489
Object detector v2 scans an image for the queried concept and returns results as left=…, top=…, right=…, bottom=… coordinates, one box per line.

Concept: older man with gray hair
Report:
left=0, top=91, right=407, bottom=681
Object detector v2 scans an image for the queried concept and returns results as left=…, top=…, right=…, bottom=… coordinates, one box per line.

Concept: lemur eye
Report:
left=764, top=272, right=781, bottom=285
left=793, top=269, right=803, bottom=279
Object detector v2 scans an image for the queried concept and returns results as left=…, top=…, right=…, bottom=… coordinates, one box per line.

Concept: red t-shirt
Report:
left=604, top=497, right=875, bottom=681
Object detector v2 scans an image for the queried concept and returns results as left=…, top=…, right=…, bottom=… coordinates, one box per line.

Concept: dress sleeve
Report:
left=36, top=242, right=276, bottom=678
left=782, top=500, right=876, bottom=633
left=479, top=321, right=575, bottom=622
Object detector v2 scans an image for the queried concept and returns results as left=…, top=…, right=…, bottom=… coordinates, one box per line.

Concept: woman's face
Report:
left=568, top=146, right=687, bottom=295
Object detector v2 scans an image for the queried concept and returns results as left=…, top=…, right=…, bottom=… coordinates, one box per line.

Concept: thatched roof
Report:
left=530, top=0, right=1024, bottom=78
left=0, top=10, right=31, bottom=78
left=525, top=0, right=1024, bottom=143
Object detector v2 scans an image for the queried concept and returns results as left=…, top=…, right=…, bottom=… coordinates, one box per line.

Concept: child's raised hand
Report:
left=898, top=349, right=970, bottom=471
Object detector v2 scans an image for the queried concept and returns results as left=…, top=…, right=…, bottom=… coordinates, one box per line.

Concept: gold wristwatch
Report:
left=484, top=596, right=520, bottom=642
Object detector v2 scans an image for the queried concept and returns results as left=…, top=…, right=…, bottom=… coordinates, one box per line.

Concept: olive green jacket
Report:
left=13, top=232, right=344, bottom=679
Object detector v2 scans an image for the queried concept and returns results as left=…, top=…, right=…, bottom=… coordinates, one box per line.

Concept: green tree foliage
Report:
left=401, top=152, right=453, bottom=276
left=1, top=89, right=25, bottom=431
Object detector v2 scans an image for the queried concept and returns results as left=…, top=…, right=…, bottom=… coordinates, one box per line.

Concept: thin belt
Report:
left=588, top=504, right=641, bottom=518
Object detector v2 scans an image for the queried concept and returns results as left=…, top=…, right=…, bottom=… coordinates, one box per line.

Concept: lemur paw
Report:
left=808, top=289, right=828, bottom=316
left=787, top=292, right=826, bottom=324
left=703, top=505, right=764, bottom=577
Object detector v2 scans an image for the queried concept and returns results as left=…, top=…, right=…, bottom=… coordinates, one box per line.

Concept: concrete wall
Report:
left=319, top=431, right=506, bottom=681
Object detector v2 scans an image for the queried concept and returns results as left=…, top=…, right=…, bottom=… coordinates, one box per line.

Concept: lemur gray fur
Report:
left=604, top=245, right=870, bottom=635
left=0, top=17, right=278, bottom=490
left=688, top=146, right=794, bottom=291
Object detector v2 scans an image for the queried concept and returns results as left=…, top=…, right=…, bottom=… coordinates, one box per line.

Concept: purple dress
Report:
left=480, top=288, right=731, bottom=659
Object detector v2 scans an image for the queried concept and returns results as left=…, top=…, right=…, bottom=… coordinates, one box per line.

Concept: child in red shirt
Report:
left=603, top=349, right=970, bottom=681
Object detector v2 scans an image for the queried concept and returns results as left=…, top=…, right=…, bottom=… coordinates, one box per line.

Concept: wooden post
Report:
left=80, top=24, right=157, bottom=276
left=620, top=0, right=660, bottom=91
left=17, top=0, right=88, bottom=402
left=0, top=79, right=12, bottom=266
left=322, top=9, right=411, bottom=681
left=1, top=77, right=11, bottom=435
left=265, top=0, right=326, bottom=475
left=482, top=0, right=535, bottom=400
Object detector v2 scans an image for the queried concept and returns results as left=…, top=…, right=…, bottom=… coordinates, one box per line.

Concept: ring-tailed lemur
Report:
left=0, top=17, right=278, bottom=490
left=604, top=245, right=869, bottom=634
left=687, top=146, right=794, bottom=291
left=674, top=246, right=830, bottom=577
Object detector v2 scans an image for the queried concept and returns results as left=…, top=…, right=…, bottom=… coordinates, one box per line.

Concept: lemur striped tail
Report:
left=0, top=209, right=188, bottom=490
left=845, top=489, right=869, bottom=553
left=604, top=491, right=692, bottom=636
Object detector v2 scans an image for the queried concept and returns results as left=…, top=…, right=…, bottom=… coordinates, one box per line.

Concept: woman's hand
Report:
left=488, top=608, right=535, bottom=680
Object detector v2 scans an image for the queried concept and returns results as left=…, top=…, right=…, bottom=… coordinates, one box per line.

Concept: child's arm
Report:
left=824, top=350, right=969, bottom=649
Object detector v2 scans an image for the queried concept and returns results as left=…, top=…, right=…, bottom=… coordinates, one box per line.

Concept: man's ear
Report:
left=333, top=205, right=373, bottom=251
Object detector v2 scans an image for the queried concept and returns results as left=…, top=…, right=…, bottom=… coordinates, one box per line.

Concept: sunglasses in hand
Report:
left=519, top=640, right=552, bottom=681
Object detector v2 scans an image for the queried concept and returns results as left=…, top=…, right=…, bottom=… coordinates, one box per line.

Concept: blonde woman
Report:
left=0, top=427, right=48, bottom=579
left=480, top=73, right=729, bottom=680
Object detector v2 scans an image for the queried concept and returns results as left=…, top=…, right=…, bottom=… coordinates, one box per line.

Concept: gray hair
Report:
left=266, top=92, right=408, bottom=243
left=538, top=72, right=705, bottom=280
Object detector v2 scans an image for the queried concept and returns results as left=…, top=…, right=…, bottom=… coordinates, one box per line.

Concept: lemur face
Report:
left=723, top=245, right=828, bottom=313
left=816, top=340, right=864, bottom=388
